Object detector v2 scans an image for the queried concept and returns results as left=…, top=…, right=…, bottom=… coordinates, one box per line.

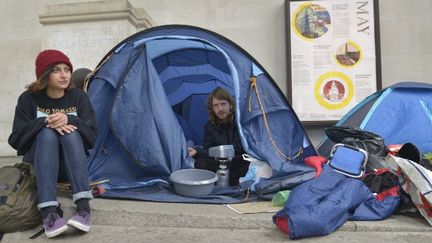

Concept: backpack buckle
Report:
left=0, top=195, right=7, bottom=205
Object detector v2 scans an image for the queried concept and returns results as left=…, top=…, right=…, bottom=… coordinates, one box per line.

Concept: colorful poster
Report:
left=287, top=0, right=380, bottom=123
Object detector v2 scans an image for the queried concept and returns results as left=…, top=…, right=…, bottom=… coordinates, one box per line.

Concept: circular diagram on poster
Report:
left=293, top=3, right=331, bottom=40
left=335, top=41, right=362, bottom=67
left=314, top=71, right=354, bottom=110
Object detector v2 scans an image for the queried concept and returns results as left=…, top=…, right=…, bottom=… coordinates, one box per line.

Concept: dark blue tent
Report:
left=86, top=25, right=316, bottom=202
left=318, top=82, right=432, bottom=157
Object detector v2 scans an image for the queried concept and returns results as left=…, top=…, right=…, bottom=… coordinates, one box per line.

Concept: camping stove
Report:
left=209, top=145, right=235, bottom=187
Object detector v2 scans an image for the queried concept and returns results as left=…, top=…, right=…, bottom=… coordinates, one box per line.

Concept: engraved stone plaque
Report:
left=41, top=21, right=135, bottom=69
left=39, top=0, right=154, bottom=69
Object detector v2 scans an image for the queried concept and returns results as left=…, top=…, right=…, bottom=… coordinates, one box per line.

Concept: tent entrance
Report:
left=147, top=38, right=235, bottom=146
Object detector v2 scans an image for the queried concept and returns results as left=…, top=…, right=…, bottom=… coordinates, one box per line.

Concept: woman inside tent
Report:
left=188, top=87, right=249, bottom=186
left=8, top=50, right=97, bottom=238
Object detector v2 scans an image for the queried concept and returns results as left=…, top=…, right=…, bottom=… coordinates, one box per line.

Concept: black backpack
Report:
left=0, top=162, right=41, bottom=233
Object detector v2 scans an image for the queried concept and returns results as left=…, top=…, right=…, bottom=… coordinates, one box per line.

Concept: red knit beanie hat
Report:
left=35, top=49, right=73, bottom=79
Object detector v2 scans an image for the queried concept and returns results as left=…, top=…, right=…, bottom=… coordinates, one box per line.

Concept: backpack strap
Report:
left=29, top=228, right=44, bottom=240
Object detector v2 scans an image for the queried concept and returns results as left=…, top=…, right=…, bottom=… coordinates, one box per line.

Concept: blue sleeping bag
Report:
left=273, top=165, right=400, bottom=239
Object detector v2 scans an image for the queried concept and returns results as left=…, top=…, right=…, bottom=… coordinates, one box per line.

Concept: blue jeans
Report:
left=24, top=128, right=93, bottom=209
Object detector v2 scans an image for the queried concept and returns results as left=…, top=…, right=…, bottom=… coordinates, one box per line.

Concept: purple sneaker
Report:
left=43, top=212, right=69, bottom=238
left=67, top=211, right=91, bottom=232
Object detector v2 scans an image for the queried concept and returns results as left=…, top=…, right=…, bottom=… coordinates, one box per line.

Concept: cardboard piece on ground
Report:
left=224, top=201, right=282, bottom=214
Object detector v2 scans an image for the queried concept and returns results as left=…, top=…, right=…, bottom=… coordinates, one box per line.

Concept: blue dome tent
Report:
left=86, top=25, right=316, bottom=203
left=318, top=82, right=432, bottom=157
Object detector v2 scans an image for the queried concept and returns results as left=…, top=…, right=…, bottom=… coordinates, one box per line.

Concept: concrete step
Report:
left=2, top=155, right=432, bottom=242
left=4, top=192, right=432, bottom=234
left=4, top=224, right=432, bottom=243
left=56, top=195, right=431, bottom=232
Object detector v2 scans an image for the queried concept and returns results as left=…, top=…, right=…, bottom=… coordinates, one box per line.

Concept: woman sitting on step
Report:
left=8, top=49, right=98, bottom=238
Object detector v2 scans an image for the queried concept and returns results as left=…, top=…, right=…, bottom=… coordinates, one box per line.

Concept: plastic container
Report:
left=169, top=169, right=218, bottom=197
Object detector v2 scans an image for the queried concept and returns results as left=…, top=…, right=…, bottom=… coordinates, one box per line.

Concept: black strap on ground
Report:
left=29, top=228, right=44, bottom=240
left=0, top=228, right=44, bottom=241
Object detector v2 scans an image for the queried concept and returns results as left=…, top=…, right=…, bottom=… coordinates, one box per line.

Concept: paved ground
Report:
left=2, top=157, right=432, bottom=242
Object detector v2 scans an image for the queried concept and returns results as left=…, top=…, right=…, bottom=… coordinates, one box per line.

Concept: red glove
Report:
left=304, top=156, right=327, bottom=177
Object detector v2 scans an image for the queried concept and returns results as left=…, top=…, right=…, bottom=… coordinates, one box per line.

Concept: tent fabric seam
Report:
left=360, top=88, right=394, bottom=129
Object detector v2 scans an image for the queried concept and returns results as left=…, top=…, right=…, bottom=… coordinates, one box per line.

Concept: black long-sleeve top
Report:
left=195, top=121, right=245, bottom=158
left=8, top=88, right=98, bottom=155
